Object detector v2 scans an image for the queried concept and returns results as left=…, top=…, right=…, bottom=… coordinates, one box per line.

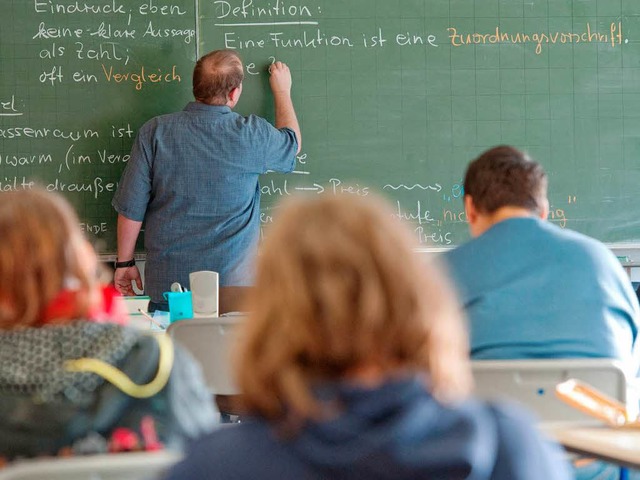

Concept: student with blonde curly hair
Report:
left=167, top=193, right=571, bottom=480
left=0, top=188, right=216, bottom=460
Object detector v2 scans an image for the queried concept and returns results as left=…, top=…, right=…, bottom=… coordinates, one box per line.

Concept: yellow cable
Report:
left=64, top=333, right=174, bottom=399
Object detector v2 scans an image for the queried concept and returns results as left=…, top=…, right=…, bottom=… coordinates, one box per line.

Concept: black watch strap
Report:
left=114, top=259, right=136, bottom=269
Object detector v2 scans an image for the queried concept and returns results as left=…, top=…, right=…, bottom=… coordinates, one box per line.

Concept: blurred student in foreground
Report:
left=0, top=188, right=216, bottom=460
left=166, top=194, right=571, bottom=480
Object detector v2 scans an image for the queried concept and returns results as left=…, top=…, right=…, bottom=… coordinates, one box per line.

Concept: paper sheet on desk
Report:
left=150, top=311, right=170, bottom=331
left=128, top=310, right=170, bottom=331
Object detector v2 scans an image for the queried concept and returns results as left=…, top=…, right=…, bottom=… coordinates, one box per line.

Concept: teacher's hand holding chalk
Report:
left=269, top=60, right=301, bottom=154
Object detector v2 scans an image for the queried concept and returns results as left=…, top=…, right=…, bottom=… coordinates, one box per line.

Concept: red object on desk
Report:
left=140, top=416, right=163, bottom=451
left=109, top=428, right=140, bottom=453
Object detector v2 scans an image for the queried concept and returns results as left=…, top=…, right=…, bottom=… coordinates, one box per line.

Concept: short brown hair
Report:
left=0, top=188, right=99, bottom=329
left=192, top=49, right=244, bottom=105
left=464, top=145, right=548, bottom=215
left=237, top=194, right=472, bottom=424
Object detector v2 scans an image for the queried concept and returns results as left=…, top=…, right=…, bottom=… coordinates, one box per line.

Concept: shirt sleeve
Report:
left=250, top=115, right=298, bottom=174
left=111, top=127, right=153, bottom=222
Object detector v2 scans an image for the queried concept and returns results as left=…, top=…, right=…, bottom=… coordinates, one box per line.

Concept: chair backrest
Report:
left=0, top=451, right=181, bottom=480
left=167, top=316, right=245, bottom=395
left=472, top=358, right=638, bottom=424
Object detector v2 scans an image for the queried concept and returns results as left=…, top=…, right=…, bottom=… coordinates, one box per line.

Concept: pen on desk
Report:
left=138, top=309, right=166, bottom=330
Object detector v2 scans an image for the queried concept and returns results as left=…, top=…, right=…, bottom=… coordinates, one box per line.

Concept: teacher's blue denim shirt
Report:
left=112, top=102, right=297, bottom=303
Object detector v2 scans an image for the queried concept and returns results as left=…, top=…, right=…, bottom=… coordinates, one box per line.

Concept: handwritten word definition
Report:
left=101, top=64, right=181, bottom=90
left=214, top=0, right=318, bottom=20
left=448, top=22, right=623, bottom=55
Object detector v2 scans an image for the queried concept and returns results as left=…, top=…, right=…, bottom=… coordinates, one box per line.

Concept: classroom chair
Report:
left=472, top=358, right=639, bottom=424
left=168, top=315, right=245, bottom=421
left=0, top=451, right=181, bottom=480
left=167, top=315, right=245, bottom=396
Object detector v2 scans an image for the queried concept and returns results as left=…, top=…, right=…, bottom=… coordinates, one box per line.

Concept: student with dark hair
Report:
left=444, top=145, right=640, bottom=479
left=445, top=145, right=639, bottom=365
left=112, top=49, right=301, bottom=311
left=165, top=193, right=571, bottom=480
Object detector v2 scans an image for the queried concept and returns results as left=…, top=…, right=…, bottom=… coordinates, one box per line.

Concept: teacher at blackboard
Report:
left=111, top=49, right=301, bottom=310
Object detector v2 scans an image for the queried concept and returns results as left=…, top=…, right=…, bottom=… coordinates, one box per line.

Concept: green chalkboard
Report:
left=0, top=0, right=197, bottom=254
left=200, top=0, right=640, bottom=247
left=3, top=0, right=640, bottom=253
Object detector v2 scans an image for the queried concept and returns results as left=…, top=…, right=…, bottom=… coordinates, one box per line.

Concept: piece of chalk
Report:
left=138, top=309, right=166, bottom=330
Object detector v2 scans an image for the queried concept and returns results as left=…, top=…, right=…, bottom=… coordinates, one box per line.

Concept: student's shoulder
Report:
left=166, top=422, right=279, bottom=478
left=165, top=420, right=303, bottom=480
left=187, top=421, right=273, bottom=456
left=543, top=222, right=617, bottom=264
left=451, top=396, right=536, bottom=431
left=446, top=396, right=550, bottom=449
left=480, top=400, right=572, bottom=480
left=483, top=399, right=540, bottom=438
left=442, top=236, right=486, bottom=273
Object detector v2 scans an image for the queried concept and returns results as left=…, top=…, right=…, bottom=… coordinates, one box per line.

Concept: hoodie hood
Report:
left=287, top=376, right=501, bottom=480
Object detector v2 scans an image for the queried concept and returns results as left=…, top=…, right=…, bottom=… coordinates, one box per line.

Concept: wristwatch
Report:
left=114, top=259, right=136, bottom=269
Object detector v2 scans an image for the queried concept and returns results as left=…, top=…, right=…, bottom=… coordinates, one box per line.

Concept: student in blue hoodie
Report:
left=165, top=193, right=571, bottom=480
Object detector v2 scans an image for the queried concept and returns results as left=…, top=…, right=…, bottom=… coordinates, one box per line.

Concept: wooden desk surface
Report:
left=544, top=424, right=640, bottom=469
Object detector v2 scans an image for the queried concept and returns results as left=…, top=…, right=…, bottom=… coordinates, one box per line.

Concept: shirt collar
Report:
left=184, top=101, right=232, bottom=114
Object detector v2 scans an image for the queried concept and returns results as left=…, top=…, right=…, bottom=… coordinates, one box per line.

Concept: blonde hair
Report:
left=237, top=194, right=472, bottom=423
left=0, top=188, right=99, bottom=329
